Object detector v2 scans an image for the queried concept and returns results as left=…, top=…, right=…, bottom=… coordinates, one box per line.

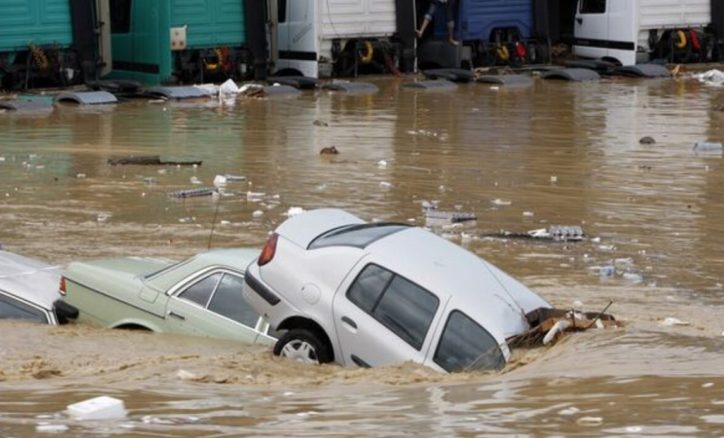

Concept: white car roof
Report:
left=0, top=250, right=60, bottom=311
left=367, top=227, right=551, bottom=339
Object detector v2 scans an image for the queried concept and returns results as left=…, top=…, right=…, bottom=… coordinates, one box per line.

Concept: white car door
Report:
left=332, top=262, right=440, bottom=368
left=574, top=0, right=610, bottom=59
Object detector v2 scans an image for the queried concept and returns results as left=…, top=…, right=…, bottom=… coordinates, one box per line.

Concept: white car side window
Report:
left=347, top=264, right=439, bottom=350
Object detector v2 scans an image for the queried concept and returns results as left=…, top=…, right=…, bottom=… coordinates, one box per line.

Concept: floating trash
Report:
left=168, top=187, right=218, bottom=198
left=66, top=396, right=126, bottom=421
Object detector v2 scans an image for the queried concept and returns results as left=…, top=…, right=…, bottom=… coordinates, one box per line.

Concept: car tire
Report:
left=273, top=328, right=332, bottom=364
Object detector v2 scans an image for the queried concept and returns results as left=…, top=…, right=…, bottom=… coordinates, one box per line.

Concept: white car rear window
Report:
left=308, top=223, right=409, bottom=250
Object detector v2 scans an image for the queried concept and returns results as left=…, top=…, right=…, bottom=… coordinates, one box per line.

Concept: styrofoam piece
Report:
left=66, top=396, right=126, bottom=420
left=267, top=76, right=319, bottom=89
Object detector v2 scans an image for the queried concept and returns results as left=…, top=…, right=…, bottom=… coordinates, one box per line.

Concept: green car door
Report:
left=164, top=269, right=272, bottom=344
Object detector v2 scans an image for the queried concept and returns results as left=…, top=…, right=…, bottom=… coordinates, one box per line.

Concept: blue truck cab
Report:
left=420, top=0, right=549, bottom=68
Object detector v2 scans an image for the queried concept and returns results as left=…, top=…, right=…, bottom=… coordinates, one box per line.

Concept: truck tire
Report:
left=273, top=328, right=333, bottom=364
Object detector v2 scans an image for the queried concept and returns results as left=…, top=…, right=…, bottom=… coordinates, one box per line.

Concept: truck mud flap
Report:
left=322, top=82, right=379, bottom=94
left=54, top=91, right=118, bottom=105
left=613, top=64, right=670, bottom=78
left=267, top=76, right=319, bottom=90
left=423, top=68, right=474, bottom=83
left=476, top=75, right=534, bottom=87
left=146, top=86, right=213, bottom=100
left=402, top=79, right=457, bottom=90
left=541, top=68, right=600, bottom=81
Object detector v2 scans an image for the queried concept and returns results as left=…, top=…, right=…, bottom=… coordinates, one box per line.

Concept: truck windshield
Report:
left=308, top=223, right=410, bottom=250
left=433, top=310, right=505, bottom=372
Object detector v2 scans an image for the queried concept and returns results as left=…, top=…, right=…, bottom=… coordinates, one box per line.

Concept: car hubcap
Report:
left=281, top=340, right=319, bottom=364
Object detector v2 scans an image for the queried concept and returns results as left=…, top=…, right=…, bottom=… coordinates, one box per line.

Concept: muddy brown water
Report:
left=1, top=76, right=723, bottom=436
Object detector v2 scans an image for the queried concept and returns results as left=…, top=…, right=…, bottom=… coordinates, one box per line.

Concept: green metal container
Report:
left=109, top=0, right=247, bottom=85
left=0, top=0, right=73, bottom=53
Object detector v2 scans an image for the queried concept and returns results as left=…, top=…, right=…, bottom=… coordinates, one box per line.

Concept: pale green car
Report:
left=60, top=248, right=275, bottom=345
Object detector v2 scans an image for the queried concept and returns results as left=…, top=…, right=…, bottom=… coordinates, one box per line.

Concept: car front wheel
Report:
left=273, top=328, right=332, bottom=364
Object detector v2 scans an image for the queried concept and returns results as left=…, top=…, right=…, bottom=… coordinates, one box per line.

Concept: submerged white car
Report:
left=244, top=209, right=552, bottom=372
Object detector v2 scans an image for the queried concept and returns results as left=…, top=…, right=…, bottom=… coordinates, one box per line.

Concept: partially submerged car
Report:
left=0, top=250, right=78, bottom=325
left=60, top=249, right=275, bottom=345
left=243, top=209, right=554, bottom=372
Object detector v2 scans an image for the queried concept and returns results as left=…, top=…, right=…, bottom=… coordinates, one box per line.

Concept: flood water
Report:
left=1, top=75, right=723, bottom=435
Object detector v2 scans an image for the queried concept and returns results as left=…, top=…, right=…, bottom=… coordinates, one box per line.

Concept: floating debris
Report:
left=66, top=396, right=126, bottom=421
left=168, top=187, right=218, bottom=198
left=313, top=119, right=329, bottom=127
left=213, top=174, right=246, bottom=186
left=320, top=146, right=339, bottom=155
left=491, top=198, right=512, bottom=206
left=425, top=210, right=477, bottom=224
left=693, top=142, right=723, bottom=154
left=483, top=225, right=585, bottom=242
left=660, top=317, right=690, bottom=327
left=639, top=136, right=656, bottom=145
left=108, top=155, right=202, bottom=166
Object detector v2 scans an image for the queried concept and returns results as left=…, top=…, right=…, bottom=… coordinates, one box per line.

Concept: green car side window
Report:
left=179, top=273, right=222, bottom=307
left=208, top=274, right=260, bottom=328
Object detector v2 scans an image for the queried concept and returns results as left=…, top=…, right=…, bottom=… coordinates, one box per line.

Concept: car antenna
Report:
left=207, top=193, right=222, bottom=250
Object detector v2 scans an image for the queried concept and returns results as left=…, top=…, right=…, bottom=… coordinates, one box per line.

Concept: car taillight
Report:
left=59, top=276, right=67, bottom=296
left=258, top=233, right=279, bottom=266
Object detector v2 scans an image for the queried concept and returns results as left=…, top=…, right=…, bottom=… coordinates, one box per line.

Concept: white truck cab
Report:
left=574, top=0, right=712, bottom=65
left=274, top=0, right=400, bottom=78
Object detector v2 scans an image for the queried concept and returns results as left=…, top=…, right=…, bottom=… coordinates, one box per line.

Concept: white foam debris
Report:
left=379, top=181, right=392, bottom=188
left=252, top=210, right=264, bottom=218
left=213, top=175, right=228, bottom=186
left=558, top=406, right=580, bottom=416
left=702, top=382, right=714, bottom=388
left=377, top=160, right=388, bottom=169
left=576, top=416, right=603, bottom=426
left=0, top=157, right=5, bottom=162
left=523, top=211, right=534, bottom=217
left=550, top=176, right=558, bottom=183
left=76, top=173, right=86, bottom=179
left=176, top=369, right=197, bottom=380
left=286, top=207, right=305, bottom=217
left=190, top=176, right=202, bottom=185
left=96, top=213, right=111, bottom=222
left=36, top=424, right=69, bottom=433
left=694, top=69, right=724, bottom=86
left=660, top=317, right=690, bottom=326
left=625, top=426, right=643, bottom=433
left=491, top=198, right=511, bottom=206
left=66, top=396, right=126, bottom=421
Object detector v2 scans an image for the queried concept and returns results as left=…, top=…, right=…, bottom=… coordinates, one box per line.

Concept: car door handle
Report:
left=168, top=311, right=185, bottom=321
left=341, top=316, right=357, bottom=329
left=351, top=355, right=370, bottom=368
left=576, top=17, right=583, bottom=25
